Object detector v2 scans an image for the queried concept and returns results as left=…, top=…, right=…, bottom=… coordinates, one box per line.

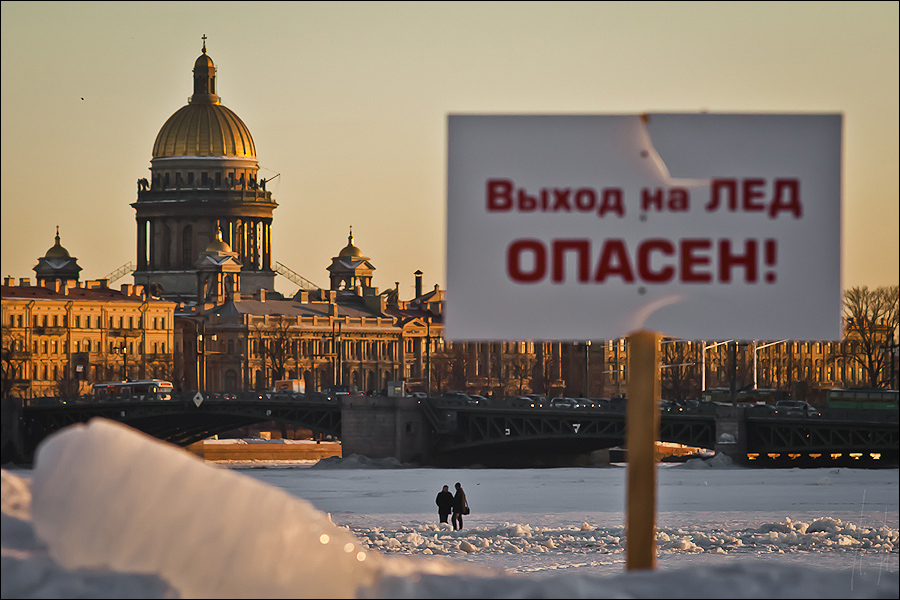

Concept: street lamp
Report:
left=584, top=340, right=591, bottom=397
left=753, top=340, right=788, bottom=390
left=425, top=317, right=431, bottom=396
left=114, top=343, right=128, bottom=381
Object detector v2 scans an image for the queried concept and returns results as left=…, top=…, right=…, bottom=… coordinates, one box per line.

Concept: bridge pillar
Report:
left=1, top=397, right=27, bottom=465
left=339, top=396, right=428, bottom=464
left=714, top=405, right=748, bottom=465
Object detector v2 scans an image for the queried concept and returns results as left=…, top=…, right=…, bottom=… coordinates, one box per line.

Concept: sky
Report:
left=1, top=1, right=898, bottom=301
left=2, top=417, right=898, bottom=598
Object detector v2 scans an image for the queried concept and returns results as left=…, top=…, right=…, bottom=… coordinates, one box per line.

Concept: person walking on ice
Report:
left=435, top=484, right=453, bottom=526
left=452, top=482, right=469, bottom=531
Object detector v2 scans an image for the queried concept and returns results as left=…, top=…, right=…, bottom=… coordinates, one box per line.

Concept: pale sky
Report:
left=2, top=1, right=898, bottom=299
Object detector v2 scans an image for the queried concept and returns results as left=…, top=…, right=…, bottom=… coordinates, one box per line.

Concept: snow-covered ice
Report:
left=2, top=417, right=898, bottom=598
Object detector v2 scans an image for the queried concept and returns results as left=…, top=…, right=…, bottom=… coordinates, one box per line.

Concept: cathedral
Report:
left=133, top=36, right=276, bottom=301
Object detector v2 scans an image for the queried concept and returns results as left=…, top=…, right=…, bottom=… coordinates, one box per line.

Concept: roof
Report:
left=209, top=297, right=386, bottom=320
left=1, top=285, right=173, bottom=304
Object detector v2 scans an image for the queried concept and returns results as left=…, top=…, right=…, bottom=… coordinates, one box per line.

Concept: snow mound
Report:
left=676, top=453, right=737, bottom=469
left=30, top=418, right=382, bottom=598
left=1, top=468, right=32, bottom=521
left=310, top=453, right=414, bottom=469
left=366, top=560, right=898, bottom=599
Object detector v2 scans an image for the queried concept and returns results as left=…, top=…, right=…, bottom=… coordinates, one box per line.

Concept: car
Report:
left=775, top=400, right=820, bottom=417
left=676, top=399, right=701, bottom=413
left=469, top=394, right=487, bottom=405
left=524, top=394, right=548, bottom=405
left=508, top=396, right=538, bottom=408
left=549, top=397, right=582, bottom=409
left=439, top=391, right=473, bottom=406
left=749, top=402, right=778, bottom=415
left=660, top=400, right=682, bottom=412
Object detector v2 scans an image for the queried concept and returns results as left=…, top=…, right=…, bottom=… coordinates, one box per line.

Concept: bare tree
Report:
left=252, top=318, right=296, bottom=389
left=838, top=286, right=899, bottom=388
left=660, top=341, right=699, bottom=402
left=1, top=328, right=30, bottom=398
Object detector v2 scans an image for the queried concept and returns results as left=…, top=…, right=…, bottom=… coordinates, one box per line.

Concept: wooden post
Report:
left=625, top=329, right=661, bottom=570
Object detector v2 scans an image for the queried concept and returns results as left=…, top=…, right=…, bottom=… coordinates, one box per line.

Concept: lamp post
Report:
left=331, top=321, right=342, bottom=386
left=425, top=317, right=431, bottom=396
left=115, top=343, right=128, bottom=381
left=584, top=340, right=591, bottom=398
left=753, top=340, right=788, bottom=390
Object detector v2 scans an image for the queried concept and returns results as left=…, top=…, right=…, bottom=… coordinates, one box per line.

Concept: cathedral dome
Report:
left=151, top=41, right=256, bottom=158
left=152, top=104, right=256, bottom=158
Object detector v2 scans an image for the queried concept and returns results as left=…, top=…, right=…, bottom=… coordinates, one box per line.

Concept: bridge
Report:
left=2, top=394, right=897, bottom=468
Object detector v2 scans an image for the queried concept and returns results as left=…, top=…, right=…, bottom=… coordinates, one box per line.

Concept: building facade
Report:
left=1, top=277, right=175, bottom=398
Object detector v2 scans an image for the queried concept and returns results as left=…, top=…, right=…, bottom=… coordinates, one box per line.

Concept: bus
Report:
left=825, top=388, right=899, bottom=410
left=91, top=380, right=174, bottom=401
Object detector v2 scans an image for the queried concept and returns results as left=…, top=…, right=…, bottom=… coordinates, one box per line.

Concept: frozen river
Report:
left=236, top=455, right=900, bottom=580
left=2, top=419, right=898, bottom=598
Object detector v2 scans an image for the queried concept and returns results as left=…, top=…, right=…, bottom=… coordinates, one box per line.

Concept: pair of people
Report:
left=435, top=482, right=468, bottom=530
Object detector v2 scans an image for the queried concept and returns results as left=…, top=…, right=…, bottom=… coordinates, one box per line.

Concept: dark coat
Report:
left=453, top=488, right=467, bottom=512
left=436, top=490, right=454, bottom=514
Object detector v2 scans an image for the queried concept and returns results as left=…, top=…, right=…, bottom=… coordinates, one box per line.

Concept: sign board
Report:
left=446, top=114, right=841, bottom=341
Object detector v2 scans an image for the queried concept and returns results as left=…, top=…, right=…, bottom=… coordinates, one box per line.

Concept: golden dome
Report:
left=339, top=227, right=363, bottom=258
left=45, top=227, right=70, bottom=258
left=152, top=41, right=256, bottom=158
left=153, top=103, right=256, bottom=158
left=205, top=228, right=232, bottom=253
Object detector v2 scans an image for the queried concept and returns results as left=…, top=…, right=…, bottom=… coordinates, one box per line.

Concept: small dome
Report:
left=339, top=228, right=362, bottom=258
left=45, top=228, right=70, bottom=258
left=194, top=53, right=215, bottom=69
left=205, top=229, right=232, bottom=253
